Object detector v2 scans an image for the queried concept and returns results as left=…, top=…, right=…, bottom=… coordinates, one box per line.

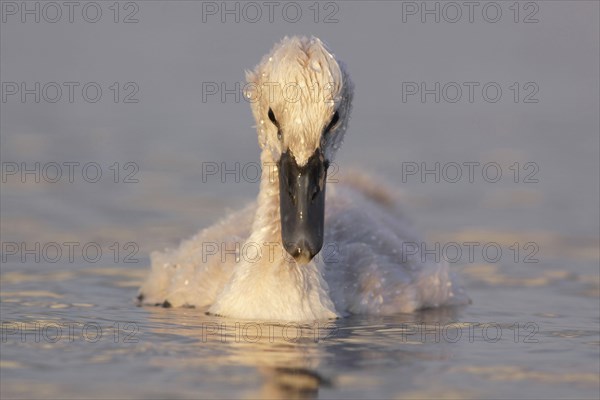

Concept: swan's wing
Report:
left=322, top=173, right=469, bottom=315
left=138, top=202, right=256, bottom=308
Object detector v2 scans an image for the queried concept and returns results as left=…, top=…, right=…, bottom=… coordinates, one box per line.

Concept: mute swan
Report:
left=138, top=36, right=469, bottom=321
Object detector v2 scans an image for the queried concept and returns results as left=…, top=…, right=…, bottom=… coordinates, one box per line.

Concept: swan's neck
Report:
left=207, top=149, right=338, bottom=321
left=250, top=150, right=282, bottom=240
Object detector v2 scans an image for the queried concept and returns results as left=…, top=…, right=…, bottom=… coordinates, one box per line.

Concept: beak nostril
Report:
left=311, top=186, right=319, bottom=201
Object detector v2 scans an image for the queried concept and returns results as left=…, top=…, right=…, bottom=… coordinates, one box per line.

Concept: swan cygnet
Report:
left=138, top=36, right=469, bottom=321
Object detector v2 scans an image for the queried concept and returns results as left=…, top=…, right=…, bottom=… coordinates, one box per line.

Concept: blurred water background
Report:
left=1, top=1, right=599, bottom=398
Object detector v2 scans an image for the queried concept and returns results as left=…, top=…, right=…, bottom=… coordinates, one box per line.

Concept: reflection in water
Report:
left=142, top=306, right=464, bottom=399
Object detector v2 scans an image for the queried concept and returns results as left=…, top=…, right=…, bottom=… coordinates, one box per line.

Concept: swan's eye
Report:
left=325, top=111, right=340, bottom=134
left=268, top=108, right=282, bottom=140
left=268, top=108, right=277, bottom=125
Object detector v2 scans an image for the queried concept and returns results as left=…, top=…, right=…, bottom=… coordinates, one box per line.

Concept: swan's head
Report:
left=246, top=36, right=354, bottom=264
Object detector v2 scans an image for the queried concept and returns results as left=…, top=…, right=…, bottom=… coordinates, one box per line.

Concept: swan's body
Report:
left=139, top=36, right=468, bottom=321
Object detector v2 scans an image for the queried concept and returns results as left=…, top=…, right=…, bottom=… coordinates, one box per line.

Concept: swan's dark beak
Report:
left=278, top=148, right=328, bottom=264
